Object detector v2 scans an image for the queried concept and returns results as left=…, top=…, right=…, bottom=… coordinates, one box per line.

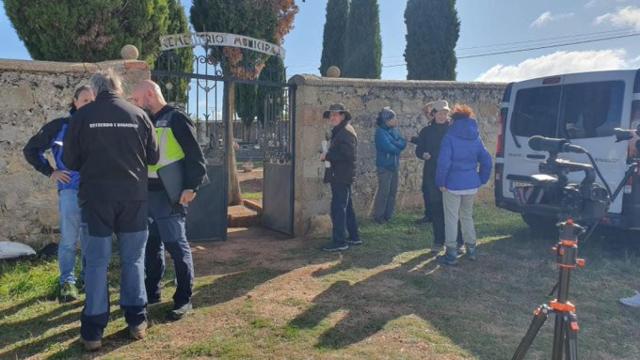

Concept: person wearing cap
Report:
left=320, top=103, right=361, bottom=252
left=414, top=100, right=464, bottom=254
left=414, top=101, right=449, bottom=224
left=372, top=107, right=406, bottom=223
left=435, top=104, right=492, bottom=266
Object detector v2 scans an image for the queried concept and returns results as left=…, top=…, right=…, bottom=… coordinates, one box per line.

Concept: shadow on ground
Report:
left=290, top=225, right=640, bottom=359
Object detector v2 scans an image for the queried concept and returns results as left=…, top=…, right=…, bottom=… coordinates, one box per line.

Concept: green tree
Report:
left=404, top=0, right=460, bottom=80
left=257, top=56, right=287, bottom=125
left=3, top=0, right=169, bottom=63
left=155, top=0, right=194, bottom=104
left=343, top=0, right=381, bottom=79
left=319, top=0, right=349, bottom=76
left=236, top=83, right=258, bottom=134
left=191, top=0, right=298, bottom=205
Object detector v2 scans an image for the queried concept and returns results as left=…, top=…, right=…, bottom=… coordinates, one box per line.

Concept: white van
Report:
left=494, top=69, right=640, bottom=231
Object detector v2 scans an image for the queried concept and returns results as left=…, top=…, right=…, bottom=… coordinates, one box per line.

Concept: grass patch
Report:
left=242, top=192, right=263, bottom=201
left=1, top=205, right=639, bottom=359
left=0, top=259, right=58, bottom=300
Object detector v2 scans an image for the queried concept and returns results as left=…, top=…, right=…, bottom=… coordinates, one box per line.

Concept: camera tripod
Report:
left=512, top=219, right=586, bottom=360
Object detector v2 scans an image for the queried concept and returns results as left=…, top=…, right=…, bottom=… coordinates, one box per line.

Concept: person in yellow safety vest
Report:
left=131, top=80, right=207, bottom=321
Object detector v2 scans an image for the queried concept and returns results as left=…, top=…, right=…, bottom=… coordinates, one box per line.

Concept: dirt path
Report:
left=237, top=168, right=263, bottom=194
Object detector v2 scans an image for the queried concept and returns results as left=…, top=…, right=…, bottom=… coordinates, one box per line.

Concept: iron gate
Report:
left=260, top=84, right=296, bottom=235
left=152, top=48, right=296, bottom=239
left=153, top=50, right=229, bottom=241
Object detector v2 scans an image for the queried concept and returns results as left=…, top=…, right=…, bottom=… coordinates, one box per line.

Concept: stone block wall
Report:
left=0, top=59, right=150, bottom=248
left=290, top=75, right=507, bottom=236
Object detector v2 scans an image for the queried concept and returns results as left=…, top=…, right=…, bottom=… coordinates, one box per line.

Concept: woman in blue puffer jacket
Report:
left=435, top=104, right=493, bottom=265
left=373, top=107, right=407, bottom=223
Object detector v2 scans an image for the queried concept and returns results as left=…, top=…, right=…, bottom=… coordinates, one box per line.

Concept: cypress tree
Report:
left=404, top=0, right=460, bottom=80
left=342, top=0, right=381, bottom=79
left=155, top=0, right=194, bottom=104
left=319, top=0, right=349, bottom=76
left=257, top=56, right=287, bottom=125
left=191, top=0, right=298, bottom=205
left=3, top=0, right=169, bottom=63
left=236, top=83, right=258, bottom=129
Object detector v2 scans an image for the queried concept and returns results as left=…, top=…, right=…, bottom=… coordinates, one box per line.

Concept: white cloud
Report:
left=476, top=49, right=637, bottom=82
left=530, top=11, right=575, bottom=28
left=595, top=6, right=640, bottom=30
left=586, top=0, right=628, bottom=9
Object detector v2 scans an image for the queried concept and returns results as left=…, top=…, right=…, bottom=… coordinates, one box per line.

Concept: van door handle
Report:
left=526, top=154, right=546, bottom=160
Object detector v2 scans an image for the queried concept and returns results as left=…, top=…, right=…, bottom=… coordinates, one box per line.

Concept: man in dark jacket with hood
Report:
left=321, top=104, right=361, bottom=252
left=63, top=69, right=159, bottom=350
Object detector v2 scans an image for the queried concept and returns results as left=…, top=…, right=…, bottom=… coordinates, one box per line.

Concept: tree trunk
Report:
left=224, top=81, right=243, bottom=205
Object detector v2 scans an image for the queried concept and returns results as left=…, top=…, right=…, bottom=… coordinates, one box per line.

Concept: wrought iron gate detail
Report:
left=153, top=49, right=229, bottom=241
left=152, top=47, right=296, bottom=238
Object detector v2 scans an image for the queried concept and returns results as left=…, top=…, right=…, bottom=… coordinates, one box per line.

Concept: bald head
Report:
left=131, top=80, right=166, bottom=115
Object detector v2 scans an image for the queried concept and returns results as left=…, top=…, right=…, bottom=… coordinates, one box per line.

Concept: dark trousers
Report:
left=145, top=191, right=194, bottom=308
left=422, top=190, right=432, bottom=219
left=432, top=200, right=446, bottom=246
left=422, top=169, right=434, bottom=220
left=330, top=183, right=359, bottom=246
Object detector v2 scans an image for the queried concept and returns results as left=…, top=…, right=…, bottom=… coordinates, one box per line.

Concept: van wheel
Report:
left=521, top=214, right=558, bottom=237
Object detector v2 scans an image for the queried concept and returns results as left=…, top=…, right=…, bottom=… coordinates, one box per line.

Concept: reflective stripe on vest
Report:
left=148, top=126, right=185, bottom=178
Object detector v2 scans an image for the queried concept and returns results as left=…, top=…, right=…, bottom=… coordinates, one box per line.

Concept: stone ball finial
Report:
left=326, top=66, right=341, bottom=78
left=121, top=45, right=139, bottom=60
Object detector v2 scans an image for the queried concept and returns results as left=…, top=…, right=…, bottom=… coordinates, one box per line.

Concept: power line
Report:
left=286, top=28, right=638, bottom=69
left=383, top=31, right=640, bottom=68
left=456, top=28, right=636, bottom=52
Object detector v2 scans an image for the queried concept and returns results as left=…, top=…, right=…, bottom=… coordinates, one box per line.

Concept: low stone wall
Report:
left=0, top=59, right=150, bottom=248
left=290, top=75, right=507, bottom=236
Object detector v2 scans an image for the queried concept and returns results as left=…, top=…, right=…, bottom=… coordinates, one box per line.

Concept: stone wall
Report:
left=290, top=75, right=507, bottom=236
left=0, top=59, right=150, bottom=248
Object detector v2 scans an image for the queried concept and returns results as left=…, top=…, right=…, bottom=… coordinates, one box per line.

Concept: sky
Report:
left=1, top=0, right=639, bottom=82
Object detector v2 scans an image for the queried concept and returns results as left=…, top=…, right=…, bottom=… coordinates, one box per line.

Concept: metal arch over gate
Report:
left=151, top=41, right=296, bottom=240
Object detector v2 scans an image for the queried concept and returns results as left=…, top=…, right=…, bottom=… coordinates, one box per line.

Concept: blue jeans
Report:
left=145, top=191, right=194, bottom=308
left=330, top=183, right=359, bottom=246
left=58, top=189, right=82, bottom=285
left=80, top=200, right=148, bottom=341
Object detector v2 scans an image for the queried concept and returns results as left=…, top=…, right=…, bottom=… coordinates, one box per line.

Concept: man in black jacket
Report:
left=131, top=80, right=207, bottom=320
left=63, top=70, right=159, bottom=351
left=321, top=104, right=361, bottom=252
left=413, top=100, right=464, bottom=253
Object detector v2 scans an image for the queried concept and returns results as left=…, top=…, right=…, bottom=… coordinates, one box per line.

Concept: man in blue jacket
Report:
left=23, top=85, right=94, bottom=302
left=373, top=107, right=406, bottom=223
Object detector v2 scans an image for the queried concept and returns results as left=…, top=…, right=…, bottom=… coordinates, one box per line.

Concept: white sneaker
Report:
left=619, top=291, right=640, bottom=308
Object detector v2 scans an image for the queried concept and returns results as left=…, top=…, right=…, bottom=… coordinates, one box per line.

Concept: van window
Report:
left=561, top=81, right=625, bottom=139
left=511, top=86, right=561, bottom=138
